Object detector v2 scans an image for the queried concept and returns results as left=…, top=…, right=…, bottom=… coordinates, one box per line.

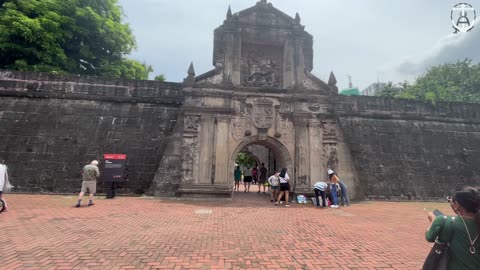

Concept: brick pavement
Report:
left=0, top=189, right=451, bottom=270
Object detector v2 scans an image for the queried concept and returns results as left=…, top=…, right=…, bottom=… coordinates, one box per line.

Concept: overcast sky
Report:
left=118, top=0, right=480, bottom=90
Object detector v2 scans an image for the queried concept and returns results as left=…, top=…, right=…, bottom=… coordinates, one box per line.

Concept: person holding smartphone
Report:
left=425, top=186, right=480, bottom=269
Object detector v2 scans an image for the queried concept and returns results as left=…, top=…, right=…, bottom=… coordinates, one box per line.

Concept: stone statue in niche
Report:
left=184, top=115, right=200, bottom=132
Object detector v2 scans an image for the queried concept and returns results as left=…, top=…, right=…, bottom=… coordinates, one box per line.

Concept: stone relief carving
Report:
left=184, top=115, right=200, bottom=132
left=323, top=143, right=338, bottom=172
left=252, top=97, right=274, bottom=129
left=182, top=137, right=198, bottom=182
left=241, top=45, right=282, bottom=88
left=279, top=103, right=291, bottom=113
left=307, top=101, right=328, bottom=113
left=321, top=121, right=337, bottom=139
left=244, top=105, right=252, bottom=136
left=281, top=119, right=294, bottom=145
left=302, top=76, right=320, bottom=91
left=230, top=117, right=244, bottom=141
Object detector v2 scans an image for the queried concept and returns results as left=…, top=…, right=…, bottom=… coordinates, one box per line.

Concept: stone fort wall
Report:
left=0, top=70, right=183, bottom=194
left=1, top=70, right=479, bottom=199
left=337, top=96, right=480, bottom=200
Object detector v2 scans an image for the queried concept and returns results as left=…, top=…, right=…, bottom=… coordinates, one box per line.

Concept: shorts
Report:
left=81, top=181, right=96, bottom=194
left=280, top=183, right=290, bottom=191
left=258, top=179, right=266, bottom=184
left=243, top=176, right=252, bottom=183
left=271, top=186, right=278, bottom=190
left=234, top=179, right=241, bottom=183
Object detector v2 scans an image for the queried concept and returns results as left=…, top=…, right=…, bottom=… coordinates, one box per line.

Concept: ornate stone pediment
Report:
left=252, top=98, right=274, bottom=129
left=236, top=0, right=298, bottom=28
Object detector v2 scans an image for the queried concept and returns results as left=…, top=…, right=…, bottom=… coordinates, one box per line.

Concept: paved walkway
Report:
left=0, top=189, right=450, bottom=270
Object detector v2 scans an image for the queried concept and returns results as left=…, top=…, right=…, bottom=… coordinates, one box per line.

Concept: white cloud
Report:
left=381, top=28, right=480, bottom=83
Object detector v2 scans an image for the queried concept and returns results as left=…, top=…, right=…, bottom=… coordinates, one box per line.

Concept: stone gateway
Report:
left=0, top=1, right=479, bottom=200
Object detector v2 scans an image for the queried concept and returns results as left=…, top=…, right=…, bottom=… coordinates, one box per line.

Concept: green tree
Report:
left=154, top=74, right=166, bottom=82
left=377, top=59, right=480, bottom=103
left=235, top=152, right=256, bottom=168
left=377, top=81, right=409, bottom=98
left=0, top=0, right=152, bottom=80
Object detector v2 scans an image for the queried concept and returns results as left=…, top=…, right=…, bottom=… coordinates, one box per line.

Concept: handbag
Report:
left=422, top=216, right=455, bottom=270
left=3, top=179, right=13, bottom=192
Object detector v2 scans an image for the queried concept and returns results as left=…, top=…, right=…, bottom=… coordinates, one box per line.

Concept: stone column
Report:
left=294, top=37, right=305, bottom=85
left=283, top=39, right=295, bottom=89
left=223, top=32, right=235, bottom=84
left=213, top=116, right=231, bottom=187
left=197, top=116, right=215, bottom=184
left=309, top=121, right=322, bottom=185
left=294, top=116, right=310, bottom=193
left=232, top=31, right=242, bottom=85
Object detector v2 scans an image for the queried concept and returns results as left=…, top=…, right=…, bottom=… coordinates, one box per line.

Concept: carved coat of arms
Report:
left=252, top=98, right=274, bottom=129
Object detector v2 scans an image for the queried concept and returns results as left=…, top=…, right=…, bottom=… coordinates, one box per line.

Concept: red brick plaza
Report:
left=1, top=190, right=449, bottom=270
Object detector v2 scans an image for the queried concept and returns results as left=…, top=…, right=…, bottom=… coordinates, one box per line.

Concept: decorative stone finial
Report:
left=184, top=62, right=195, bottom=86
left=226, top=5, right=232, bottom=19
left=295, top=12, right=301, bottom=24
left=328, top=72, right=337, bottom=86
left=188, top=62, right=195, bottom=77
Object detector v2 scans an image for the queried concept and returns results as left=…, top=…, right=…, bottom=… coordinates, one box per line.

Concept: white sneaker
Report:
left=330, top=205, right=339, bottom=208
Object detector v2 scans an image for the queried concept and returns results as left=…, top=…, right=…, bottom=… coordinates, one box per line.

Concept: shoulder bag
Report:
left=422, top=216, right=455, bottom=270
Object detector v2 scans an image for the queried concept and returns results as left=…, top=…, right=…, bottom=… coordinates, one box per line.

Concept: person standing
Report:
left=76, top=160, right=100, bottom=208
left=275, top=168, right=290, bottom=207
left=425, top=186, right=480, bottom=269
left=252, top=166, right=258, bottom=185
left=234, top=166, right=242, bottom=191
left=327, top=169, right=340, bottom=208
left=243, top=167, right=252, bottom=192
left=258, top=163, right=268, bottom=194
left=268, top=171, right=279, bottom=202
left=313, top=181, right=328, bottom=208
left=0, top=159, right=10, bottom=212
left=338, top=179, right=350, bottom=206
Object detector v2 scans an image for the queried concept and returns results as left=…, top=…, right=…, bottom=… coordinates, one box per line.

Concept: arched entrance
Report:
left=229, top=136, right=294, bottom=191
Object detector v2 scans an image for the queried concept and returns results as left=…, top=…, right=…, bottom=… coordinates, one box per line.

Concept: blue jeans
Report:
left=331, top=184, right=339, bottom=205
left=338, top=181, right=350, bottom=205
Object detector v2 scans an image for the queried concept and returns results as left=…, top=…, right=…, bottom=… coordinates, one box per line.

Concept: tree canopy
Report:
left=0, top=0, right=155, bottom=80
left=377, top=59, right=480, bottom=103
left=235, top=152, right=257, bottom=168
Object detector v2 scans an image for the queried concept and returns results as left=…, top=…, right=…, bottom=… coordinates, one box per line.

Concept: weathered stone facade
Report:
left=0, top=1, right=479, bottom=199
left=0, top=71, right=183, bottom=194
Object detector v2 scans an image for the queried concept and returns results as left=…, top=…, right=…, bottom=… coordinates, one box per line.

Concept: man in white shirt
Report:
left=0, top=159, right=9, bottom=212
